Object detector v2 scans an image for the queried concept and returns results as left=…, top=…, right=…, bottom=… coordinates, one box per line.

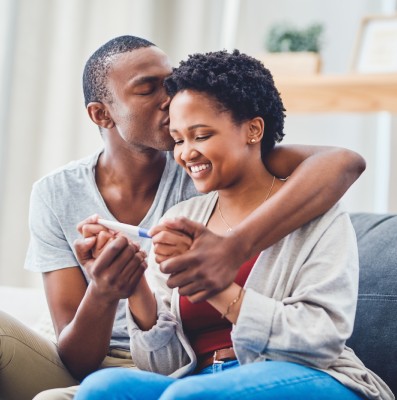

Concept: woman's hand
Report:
left=149, top=219, right=193, bottom=263
left=77, top=214, right=116, bottom=259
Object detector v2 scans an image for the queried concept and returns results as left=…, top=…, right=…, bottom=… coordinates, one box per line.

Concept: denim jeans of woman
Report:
left=74, top=360, right=364, bottom=400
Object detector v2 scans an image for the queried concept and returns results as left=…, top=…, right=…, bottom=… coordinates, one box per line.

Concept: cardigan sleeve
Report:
left=126, top=194, right=217, bottom=376
left=232, top=210, right=359, bottom=369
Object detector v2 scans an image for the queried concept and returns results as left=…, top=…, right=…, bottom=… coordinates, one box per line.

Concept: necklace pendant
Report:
left=227, top=227, right=232, bottom=232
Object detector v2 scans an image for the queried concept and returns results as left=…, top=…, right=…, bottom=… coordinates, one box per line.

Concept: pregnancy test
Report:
left=97, top=219, right=152, bottom=239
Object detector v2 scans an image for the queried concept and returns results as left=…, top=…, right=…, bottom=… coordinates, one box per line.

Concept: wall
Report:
left=0, top=0, right=395, bottom=287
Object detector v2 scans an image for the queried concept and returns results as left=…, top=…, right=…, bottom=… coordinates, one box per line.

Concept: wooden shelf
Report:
left=274, top=73, right=397, bottom=113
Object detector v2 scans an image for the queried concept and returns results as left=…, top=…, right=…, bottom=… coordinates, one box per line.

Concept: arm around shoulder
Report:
left=234, top=144, right=366, bottom=261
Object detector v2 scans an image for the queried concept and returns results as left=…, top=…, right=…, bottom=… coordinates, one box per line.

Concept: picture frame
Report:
left=351, top=14, right=397, bottom=73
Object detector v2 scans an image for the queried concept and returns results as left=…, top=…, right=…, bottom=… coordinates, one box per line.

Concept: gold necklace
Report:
left=217, top=175, right=276, bottom=232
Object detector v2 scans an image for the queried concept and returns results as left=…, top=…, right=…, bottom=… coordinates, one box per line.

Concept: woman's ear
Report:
left=247, top=117, right=264, bottom=144
left=87, top=102, right=115, bottom=129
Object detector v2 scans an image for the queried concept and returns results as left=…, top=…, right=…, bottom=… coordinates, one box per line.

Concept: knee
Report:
left=161, top=378, right=205, bottom=400
left=33, top=387, right=77, bottom=400
left=0, top=310, right=18, bottom=335
left=75, top=369, right=128, bottom=400
left=0, top=310, right=32, bottom=339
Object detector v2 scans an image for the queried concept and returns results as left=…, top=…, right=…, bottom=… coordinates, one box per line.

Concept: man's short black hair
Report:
left=83, top=35, right=155, bottom=106
left=164, top=49, right=285, bottom=157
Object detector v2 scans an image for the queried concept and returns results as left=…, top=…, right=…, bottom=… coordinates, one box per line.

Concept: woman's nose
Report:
left=180, top=143, right=199, bottom=162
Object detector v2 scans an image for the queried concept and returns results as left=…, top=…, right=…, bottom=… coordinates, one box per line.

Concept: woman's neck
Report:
left=208, top=172, right=282, bottom=235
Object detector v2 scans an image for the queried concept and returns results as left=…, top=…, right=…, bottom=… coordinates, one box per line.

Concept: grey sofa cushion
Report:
left=348, top=213, right=397, bottom=396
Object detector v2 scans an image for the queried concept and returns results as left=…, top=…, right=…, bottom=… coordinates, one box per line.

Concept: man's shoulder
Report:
left=33, top=150, right=101, bottom=191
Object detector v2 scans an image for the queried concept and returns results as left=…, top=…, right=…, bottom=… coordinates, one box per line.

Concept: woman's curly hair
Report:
left=164, top=49, right=285, bottom=158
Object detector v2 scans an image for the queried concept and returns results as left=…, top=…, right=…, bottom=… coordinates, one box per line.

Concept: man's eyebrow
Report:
left=131, top=76, right=160, bottom=85
left=170, top=124, right=210, bottom=133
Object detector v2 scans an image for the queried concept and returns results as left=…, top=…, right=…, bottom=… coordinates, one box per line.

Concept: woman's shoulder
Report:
left=162, top=192, right=218, bottom=224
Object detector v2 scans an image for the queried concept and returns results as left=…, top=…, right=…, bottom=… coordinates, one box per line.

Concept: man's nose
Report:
left=160, top=92, right=171, bottom=110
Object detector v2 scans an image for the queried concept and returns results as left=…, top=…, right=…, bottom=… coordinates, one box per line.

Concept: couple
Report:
left=72, top=49, right=392, bottom=399
left=0, top=35, right=390, bottom=400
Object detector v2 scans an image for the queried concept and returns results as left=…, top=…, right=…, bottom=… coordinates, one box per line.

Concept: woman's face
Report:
left=169, top=90, right=259, bottom=193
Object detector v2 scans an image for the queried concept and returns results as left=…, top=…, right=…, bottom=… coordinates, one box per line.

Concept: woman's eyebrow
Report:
left=170, top=124, right=210, bottom=134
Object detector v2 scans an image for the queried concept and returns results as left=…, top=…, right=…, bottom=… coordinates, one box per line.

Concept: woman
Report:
left=75, top=50, right=393, bottom=399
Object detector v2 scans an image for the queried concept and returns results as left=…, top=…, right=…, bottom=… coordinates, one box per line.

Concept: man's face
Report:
left=104, top=46, right=174, bottom=151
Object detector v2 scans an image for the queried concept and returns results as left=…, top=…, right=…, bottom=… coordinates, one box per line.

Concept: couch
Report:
left=0, top=213, right=395, bottom=395
left=347, top=213, right=397, bottom=396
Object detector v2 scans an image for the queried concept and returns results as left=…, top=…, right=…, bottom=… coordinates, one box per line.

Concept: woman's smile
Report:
left=188, top=162, right=212, bottom=176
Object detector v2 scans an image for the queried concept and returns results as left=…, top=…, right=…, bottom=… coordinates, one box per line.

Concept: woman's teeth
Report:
left=190, top=163, right=211, bottom=173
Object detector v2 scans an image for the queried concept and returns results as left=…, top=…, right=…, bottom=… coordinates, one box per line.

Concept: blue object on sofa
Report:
left=348, top=213, right=397, bottom=396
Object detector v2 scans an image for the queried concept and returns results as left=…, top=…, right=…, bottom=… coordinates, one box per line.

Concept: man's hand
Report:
left=74, top=217, right=147, bottom=303
left=158, top=217, right=245, bottom=303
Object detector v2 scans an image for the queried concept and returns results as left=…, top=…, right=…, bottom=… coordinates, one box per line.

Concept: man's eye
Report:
left=138, top=89, right=154, bottom=95
left=135, top=85, right=155, bottom=95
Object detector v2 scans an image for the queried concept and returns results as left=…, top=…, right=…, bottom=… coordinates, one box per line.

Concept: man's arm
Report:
left=44, top=235, right=146, bottom=381
left=43, top=265, right=118, bottom=381
left=159, top=145, right=366, bottom=302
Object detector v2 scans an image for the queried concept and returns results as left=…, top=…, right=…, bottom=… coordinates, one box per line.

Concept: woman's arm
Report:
left=158, top=145, right=365, bottom=302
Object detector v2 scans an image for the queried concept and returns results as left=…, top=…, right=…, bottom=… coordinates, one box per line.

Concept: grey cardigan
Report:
left=126, top=192, right=394, bottom=400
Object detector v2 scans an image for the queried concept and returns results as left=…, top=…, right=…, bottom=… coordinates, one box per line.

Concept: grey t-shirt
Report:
left=24, top=149, right=198, bottom=349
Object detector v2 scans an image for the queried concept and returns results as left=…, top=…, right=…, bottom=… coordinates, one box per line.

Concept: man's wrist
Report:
left=86, top=282, right=120, bottom=308
left=227, top=228, right=254, bottom=268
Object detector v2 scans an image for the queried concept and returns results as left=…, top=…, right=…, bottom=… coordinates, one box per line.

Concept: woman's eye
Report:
left=196, top=135, right=211, bottom=141
left=174, top=139, right=184, bottom=145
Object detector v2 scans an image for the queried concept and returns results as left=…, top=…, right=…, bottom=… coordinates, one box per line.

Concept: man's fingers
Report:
left=117, top=251, right=147, bottom=289
left=92, top=236, right=131, bottom=274
left=161, top=217, right=205, bottom=239
left=187, top=290, right=215, bottom=304
left=160, top=252, right=193, bottom=275
left=177, top=281, right=205, bottom=297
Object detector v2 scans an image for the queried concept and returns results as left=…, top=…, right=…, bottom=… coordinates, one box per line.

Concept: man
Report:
left=0, top=35, right=365, bottom=400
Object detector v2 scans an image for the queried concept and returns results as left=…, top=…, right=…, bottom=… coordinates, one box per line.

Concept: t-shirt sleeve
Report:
left=24, top=181, right=79, bottom=273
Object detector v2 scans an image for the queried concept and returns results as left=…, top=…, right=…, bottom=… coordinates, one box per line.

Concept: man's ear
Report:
left=86, top=102, right=115, bottom=129
left=247, top=117, right=264, bottom=144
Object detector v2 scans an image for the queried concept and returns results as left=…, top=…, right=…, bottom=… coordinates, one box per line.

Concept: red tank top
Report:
left=179, top=254, right=259, bottom=360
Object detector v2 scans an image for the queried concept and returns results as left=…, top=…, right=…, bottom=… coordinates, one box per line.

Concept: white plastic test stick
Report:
left=97, top=219, right=152, bottom=239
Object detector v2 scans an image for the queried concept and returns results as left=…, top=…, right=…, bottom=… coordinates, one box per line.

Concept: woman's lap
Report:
left=75, top=360, right=364, bottom=400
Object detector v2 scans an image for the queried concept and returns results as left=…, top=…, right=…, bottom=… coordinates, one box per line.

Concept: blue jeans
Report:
left=75, top=360, right=364, bottom=400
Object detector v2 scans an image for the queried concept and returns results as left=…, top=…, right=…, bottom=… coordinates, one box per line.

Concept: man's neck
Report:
left=95, top=147, right=167, bottom=225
